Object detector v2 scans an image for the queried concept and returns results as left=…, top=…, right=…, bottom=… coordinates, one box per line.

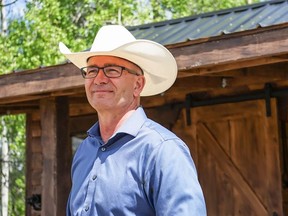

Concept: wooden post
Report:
left=40, top=97, right=72, bottom=216
left=26, top=112, right=42, bottom=216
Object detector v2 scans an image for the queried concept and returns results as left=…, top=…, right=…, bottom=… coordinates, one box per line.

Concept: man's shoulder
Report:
left=142, top=118, right=178, bottom=142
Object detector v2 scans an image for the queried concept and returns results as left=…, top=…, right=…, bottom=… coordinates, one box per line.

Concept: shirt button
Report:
left=101, top=147, right=106, bottom=152
left=84, top=206, right=89, bottom=211
left=92, top=175, right=97, bottom=180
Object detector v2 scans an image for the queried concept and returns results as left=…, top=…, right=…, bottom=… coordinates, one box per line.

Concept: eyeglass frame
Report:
left=80, top=65, right=143, bottom=79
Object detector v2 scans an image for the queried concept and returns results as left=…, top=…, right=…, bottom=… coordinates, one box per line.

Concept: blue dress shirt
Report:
left=67, top=107, right=206, bottom=216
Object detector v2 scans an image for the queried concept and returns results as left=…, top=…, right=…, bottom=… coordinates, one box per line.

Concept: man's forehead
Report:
left=87, top=56, right=142, bottom=71
left=87, top=55, right=127, bottom=63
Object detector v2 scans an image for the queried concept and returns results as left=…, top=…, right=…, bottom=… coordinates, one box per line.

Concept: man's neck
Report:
left=98, top=106, right=139, bottom=143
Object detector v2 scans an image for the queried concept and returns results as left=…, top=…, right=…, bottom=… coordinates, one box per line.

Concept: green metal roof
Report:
left=128, top=0, right=288, bottom=45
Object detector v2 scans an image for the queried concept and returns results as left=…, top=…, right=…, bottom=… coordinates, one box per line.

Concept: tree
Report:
left=1, top=1, right=11, bottom=215
left=1, top=117, right=9, bottom=216
left=0, top=115, right=25, bottom=216
left=1, top=0, right=261, bottom=74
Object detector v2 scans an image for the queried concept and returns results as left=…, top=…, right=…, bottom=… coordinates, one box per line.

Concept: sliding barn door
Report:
left=174, top=99, right=283, bottom=215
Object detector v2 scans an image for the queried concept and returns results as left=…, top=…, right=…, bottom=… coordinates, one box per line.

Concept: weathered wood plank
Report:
left=55, top=97, right=72, bottom=216
left=190, top=99, right=283, bottom=215
left=170, top=26, right=288, bottom=73
left=0, top=63, right=83, bottom=100
left=69, top=101, right=95, bottom=117
left=40, top=97, right=72, bottom=216
left=70, top=114, right=97, bottom=135
left=40, top=98, right=57, bottom=216
left=26, top=113, right=42, bottom=216
left=198, top=119, right=268, bottom=215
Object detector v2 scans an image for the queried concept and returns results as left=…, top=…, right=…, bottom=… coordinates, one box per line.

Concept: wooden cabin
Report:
left=1, top=0, right=288, bottom=215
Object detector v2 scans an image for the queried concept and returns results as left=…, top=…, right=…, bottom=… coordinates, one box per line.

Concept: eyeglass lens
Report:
left=82, top=66, right=123, bottom=78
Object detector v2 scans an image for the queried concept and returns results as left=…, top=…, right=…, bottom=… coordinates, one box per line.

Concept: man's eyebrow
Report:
left=87, top=63, right=120, bottom=67
left=103, top=63, right=120, bottom=67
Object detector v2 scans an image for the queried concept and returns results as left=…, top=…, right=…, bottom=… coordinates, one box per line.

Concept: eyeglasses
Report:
left=80, top=65, right=143, bottom=79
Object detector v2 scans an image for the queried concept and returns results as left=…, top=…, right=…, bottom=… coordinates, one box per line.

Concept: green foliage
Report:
left=0, top=0, right=261, bottom=74
left=0, top=114, right=26, bottom=216
left=136, top=0, right=260, bottom=22
left=0, top=0, right=144, bottom=73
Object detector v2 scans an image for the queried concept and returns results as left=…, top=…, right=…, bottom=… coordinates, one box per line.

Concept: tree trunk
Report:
left=0, top=0, right=9, bottom=216
left=1, top=1, right=9, bottom=214
left=1, top=0, right=8, bottom=36
left=1, top=117, right=9, bottom=216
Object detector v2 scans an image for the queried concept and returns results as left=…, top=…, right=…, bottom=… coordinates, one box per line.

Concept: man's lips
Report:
left=92, top=89, right=113, bottom=93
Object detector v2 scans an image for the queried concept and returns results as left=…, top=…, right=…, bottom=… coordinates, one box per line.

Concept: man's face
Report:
left=84, top=55, right=145, bottom=112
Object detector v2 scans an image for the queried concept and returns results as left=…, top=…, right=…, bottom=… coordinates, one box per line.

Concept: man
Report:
left=59, top=25, right=206, bottom=216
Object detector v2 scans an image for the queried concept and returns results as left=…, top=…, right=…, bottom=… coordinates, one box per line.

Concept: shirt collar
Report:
left=116, top=106, right=147, bottom=137
left=87, top=106, right=147, bottom=138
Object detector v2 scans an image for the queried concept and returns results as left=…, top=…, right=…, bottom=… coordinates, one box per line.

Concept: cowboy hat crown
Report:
left=59, top=25, right=177, bottom=96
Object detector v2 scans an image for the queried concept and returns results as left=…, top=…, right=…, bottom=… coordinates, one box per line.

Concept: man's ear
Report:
left=134, top=76, right=146, bottom=97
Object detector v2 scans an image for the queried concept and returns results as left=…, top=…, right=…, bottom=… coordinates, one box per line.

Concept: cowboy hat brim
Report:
left=59, top=39, right=177, bottom=97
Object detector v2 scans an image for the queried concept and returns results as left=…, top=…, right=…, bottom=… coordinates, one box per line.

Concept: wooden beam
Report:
left=56, top=97, right=72, bottom=216
left=0, top=63, right=84, bottom=102
left=2, top=61, right=288, bottom=114
left=26, top=113, right=42, bottom=216
left=40, top=98, right=57, bottom=215
left=40, top=97, right=72, bottom=216
left=171, top=26, right=288, bottom=74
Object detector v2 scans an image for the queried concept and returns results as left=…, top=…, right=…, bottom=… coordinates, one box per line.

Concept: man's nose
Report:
left=93, top=69, right=109, bottom=84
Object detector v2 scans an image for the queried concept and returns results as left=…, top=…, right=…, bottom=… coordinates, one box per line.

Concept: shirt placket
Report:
left=81, top=146, right=107, bottom=215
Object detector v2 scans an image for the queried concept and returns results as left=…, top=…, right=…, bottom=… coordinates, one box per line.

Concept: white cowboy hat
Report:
left=59, top=25, right=177, bottom=96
